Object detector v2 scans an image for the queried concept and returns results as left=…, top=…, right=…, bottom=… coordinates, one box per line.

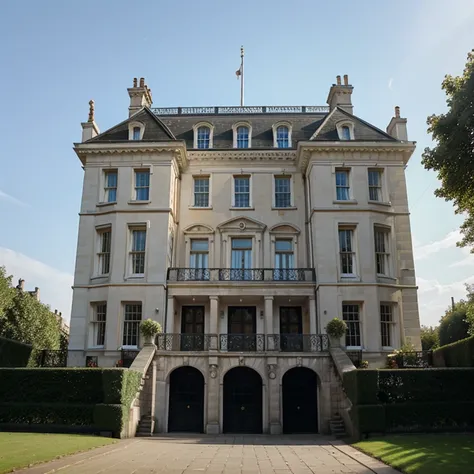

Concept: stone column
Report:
left=166, top=296, right=175, bottom=333
left=209, top=296, right=219, bottom=350
left=309, top=295, right=318, bottom=351
left=206, top=356, right=220, bottom=434
left=267, top=358, right=281, bottom=434
left=264, top=296, right=274, bottom=351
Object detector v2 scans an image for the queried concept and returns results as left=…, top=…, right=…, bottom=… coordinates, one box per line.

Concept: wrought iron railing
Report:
left=156, top=333, right=217, bottom=351
left=121, top=349, right=139, bottom=368
left=219, top=334, right=265, bottom=352
left=167, top=268, right=315, bottom=282
left=152, top=105, right=329, bottom=116
left=267, top=334, right=329, bottom=352
left=35, top=349, right=68, bottom=367
left=393, top=351, right=433, bottom=369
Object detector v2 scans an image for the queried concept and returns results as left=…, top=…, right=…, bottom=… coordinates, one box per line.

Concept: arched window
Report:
left=276, top=126, right=289, bottom=148
left=197, top=126, right=211, bottom=149
left=132, top=126, right=141, bottom=140
left=236, top=126, right=249, bottom=148
left=341, top=126, right=351, bottom=140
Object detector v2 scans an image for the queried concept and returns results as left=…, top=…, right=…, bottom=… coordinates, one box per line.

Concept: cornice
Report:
left=188, top=150, right=297, bottom=162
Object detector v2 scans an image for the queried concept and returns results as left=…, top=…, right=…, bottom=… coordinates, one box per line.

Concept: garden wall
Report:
left=0, top=337, right=32, bottom=367
left=433, top=335, right=474, bottom=367
left=343, top=369, right=474, bottom=437
left=0, top=368, right=142, bottom=437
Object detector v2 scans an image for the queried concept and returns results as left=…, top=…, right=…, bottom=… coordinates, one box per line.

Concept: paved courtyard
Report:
left=19, top=435, right=400, bottom=474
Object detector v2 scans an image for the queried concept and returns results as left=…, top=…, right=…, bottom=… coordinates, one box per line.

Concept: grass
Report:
left=354, top=434, right=474, bottom=474
left=0, top=432, right=117, bottom=473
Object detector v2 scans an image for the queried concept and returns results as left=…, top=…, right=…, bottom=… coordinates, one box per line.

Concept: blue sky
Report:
left=0, top=0, right=473, bottom=326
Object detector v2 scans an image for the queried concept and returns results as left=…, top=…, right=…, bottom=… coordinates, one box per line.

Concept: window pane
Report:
left=135, top=172, right=150, bottom=187
left=232, top=239, right=252, bottom=249
left=191, top=239, right=209, bottom=251
left=368, top=170, right=380, bottom=186
left=133, top=127, right=141, bottom=140
left=343, top=304, right=361, bottom=346
left=234, top=177, right=250, bottom=207
left=194, top=178, right=209, bottom=207
left=123, top=304, right=142, bottom=346
left=132, top=230, right=146, bottom=251
left=341, top=126, right=351, bottom=140
left=276, top=126, right=289, bottom=148
left=197, top=126, right=210, bottom=149
left=275, top=240, right=292, bottom=251
left=275, top=177, right=291, bottom=207
left=380, top=304, right=392, bottom=347
left=106, top=172, right=117, bottom=187
left=336, top=171, right=348, bottom=186
left=237, top=126, right=249, bottom=148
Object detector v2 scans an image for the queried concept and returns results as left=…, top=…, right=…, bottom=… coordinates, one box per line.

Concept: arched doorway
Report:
left=282, top=367, right=318, bottom=433
left=168, top=366, right=204, bottom=433
left=223, top=367, right=262, bottom=433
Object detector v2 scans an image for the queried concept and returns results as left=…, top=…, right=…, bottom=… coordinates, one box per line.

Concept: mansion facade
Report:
left=68, top=75, right=421, bottom=434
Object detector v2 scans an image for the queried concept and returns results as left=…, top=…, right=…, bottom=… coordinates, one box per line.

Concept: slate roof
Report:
left=87, top=106, right=395, bottom=146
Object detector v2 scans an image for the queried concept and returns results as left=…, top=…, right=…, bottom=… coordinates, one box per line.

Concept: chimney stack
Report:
left=128, top=77, right=153, bottom=117
left=16, top=279, right=25, bottom=291
left=386, top=105, right=408, bottom=141
left=327, top=74, right=354, bottom=114
left=81, top=99, right=100, bottom=142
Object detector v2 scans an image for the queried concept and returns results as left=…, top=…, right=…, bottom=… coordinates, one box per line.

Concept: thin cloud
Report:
left=414, top=230, right=461, bottom=260
left=0, top=247, right=73, bottom=321
left=0, top=190, right=29, bottom=207
left=388, top=78, right=393, bottom=90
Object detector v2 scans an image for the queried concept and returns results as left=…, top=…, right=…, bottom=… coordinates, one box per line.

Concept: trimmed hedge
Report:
left=433, top=335, right=474, bottom=367
left=0, top=368, right=142, bottom=437
left=343, top=370, right=379, bottom=405
left=0, top=337, right=32, bottom=367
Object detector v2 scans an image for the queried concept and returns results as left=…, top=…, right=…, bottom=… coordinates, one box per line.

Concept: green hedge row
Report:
left=433, top=335, right=474, bottom=367
left=0, top=337, right=32, bottom=367
left=0, top=369, right=142, bottom=437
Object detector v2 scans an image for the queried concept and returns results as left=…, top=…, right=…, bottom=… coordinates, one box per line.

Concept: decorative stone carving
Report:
left=267, top=364, right=277, bottom=380
left=88, top=100, right=95, bottom=122
left=209, top=364, right=218, bottom=379
left=239, top=356, right=245, bottom=366
left=297, top=356, right=302, bottom=367
left=183, top=356, right=189, bottom=366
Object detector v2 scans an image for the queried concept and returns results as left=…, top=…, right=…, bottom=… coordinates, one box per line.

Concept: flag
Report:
left=235, top=66, right=242, bottom=79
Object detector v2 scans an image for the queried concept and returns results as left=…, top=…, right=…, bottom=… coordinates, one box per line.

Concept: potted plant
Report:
left=359, top=360, right=369, bottom=369
left=140, top=319, right=162, bottom=346
left=325, top=318, right=347, bottom=348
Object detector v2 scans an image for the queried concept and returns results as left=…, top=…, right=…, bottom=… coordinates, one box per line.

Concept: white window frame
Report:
left=90, top=302, right=107, bottom=348
left=95, top=226, right=112, bottom=277
left=128, top=121, right=145, bottom=141
left=380, top=303, right=396, bottom=350
left=102, top=169, right=118, bottom=204
left=342, top=302, right=362, bottom=349
left=338, top=225, right=358, bottom=278
left=232, top=122, right=252, bottom=148
left=184, top=224, right=215, bottom=269
left=192, top=175, right=211, bottom=208
left=232, top=175, right=252, bottom=208
left=374, top=226, right=391, bottom=277
left=193, top=122, right=214, bottom=149
left=128, top=225, right=147, bottom=278
left=133, top=168, right=151, bottom=202
left=336, top=120, right=355, bottom=140
left=122, top=302, right=142, bottom=349
left=272, top=122, right=292, bottom=148
left=368, top=168, right=384, bottom=203
left=273, top=175, right=293, bottom=208
left=335, top=168, right=351, bottom=201
left=269, top=224, right=300, bottom=270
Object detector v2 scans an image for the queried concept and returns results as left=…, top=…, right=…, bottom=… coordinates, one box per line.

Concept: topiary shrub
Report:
left=326, top=318, right=347, bottom=339
left=433, top=335, right=474, bottom=367
left=0, top=337, right=32, bottom=367
left=140, top=319, right=162, bottom=337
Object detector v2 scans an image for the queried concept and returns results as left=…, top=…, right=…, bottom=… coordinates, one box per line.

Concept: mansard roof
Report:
left=87, top=108, right=176, bottom=143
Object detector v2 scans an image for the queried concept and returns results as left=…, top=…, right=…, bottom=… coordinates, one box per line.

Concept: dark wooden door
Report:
left=280, top=307, right=303, bottom=351
left=181, top=306, right=205, bottom=351
left=282, top=368, right=318, bottom=433
left=223, top=367, right=262, bottom=433
left=168, top=367, right=204, bottom=433
left=227, top=307, right=256, bottom=351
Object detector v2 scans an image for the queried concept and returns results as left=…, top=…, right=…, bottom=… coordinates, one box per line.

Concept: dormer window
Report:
left=197, top=126, right=210, bottom=149
left=272, top=122, right=292, bottom=148
left=232, top=122, right=252, bottom=148
left=193, top=123, right=214, bottom=149
left=128, top=122, right=145, bottom=141
left=336, top=121, right=355, bottom=140
left=133, top=127, right=141, bottom=140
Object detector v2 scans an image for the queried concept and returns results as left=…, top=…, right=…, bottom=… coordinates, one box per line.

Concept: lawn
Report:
left=0, top=432, right=117, bottom=473
left=354, top=434, right=474, bottom=474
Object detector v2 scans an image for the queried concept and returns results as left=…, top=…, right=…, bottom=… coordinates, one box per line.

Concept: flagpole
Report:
left=240, top=46, right=244, bottom=106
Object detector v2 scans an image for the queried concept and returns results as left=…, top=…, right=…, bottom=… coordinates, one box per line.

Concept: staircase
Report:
left=136, top=414, right=154, bottom=437
left=329, top=415, right=347, bottom=438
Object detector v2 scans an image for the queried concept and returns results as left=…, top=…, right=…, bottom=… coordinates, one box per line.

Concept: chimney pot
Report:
left=17, top=279, right=25, bottom=291
left=88, top=99, right=95, bottom=123
left=139, top=77, right=145, bottom=87
left=59, top=312, right=62, bottom=317
left=133, top=77, right=137, bottom=87
left=343, top=74, right=349, bottom=86
left=336, top=75, right=341, bottom=85
left=395, top=106, right=400, bottom=118
left=55, top=309, right=58, bottom=314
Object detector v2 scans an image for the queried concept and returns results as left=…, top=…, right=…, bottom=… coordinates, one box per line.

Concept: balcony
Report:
left=155, top=333, right=329, bottom=353
left=167, top=268, right=315, bottom=282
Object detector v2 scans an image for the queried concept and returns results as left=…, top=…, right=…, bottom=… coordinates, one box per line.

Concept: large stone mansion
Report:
left=68, top=75, right=421, bottom=434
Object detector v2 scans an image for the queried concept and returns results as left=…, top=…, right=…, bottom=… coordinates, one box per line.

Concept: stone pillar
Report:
left=264, top=296, right=274, bottom=351
left=309, top=296, right=318, bottom=351
left=267, top=358, right=281, bottom=434
left=209, top=296, right=219, bottom=350
left=206, top=356, right=220, bottom=434
left=166, top=296, right=175, bottom=333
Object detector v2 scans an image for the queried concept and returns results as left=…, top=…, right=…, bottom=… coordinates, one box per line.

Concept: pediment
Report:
left=217, top=216, right=266, bottom=232
left=183, top=223, right=214, bottom=234
left=269, top=223, right=300, bottom=234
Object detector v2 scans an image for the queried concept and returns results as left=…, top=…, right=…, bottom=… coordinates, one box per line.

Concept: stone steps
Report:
left=136, top=415, right=154, bottom=437
left=329, top=416, right=347, bottom=439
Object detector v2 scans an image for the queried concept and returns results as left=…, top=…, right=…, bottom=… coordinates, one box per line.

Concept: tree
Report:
left=0, top=267, right=14, bottom=321
left=464, top=284, right=474, bottom=336
left=422, top=50, right=474, bottom=249
left=438, top=302, right=470, bottom=346
left=420, top=325, right=439, bottom=351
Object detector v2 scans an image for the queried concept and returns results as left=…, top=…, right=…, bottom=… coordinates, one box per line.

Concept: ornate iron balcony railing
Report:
left=156, top=333, right=217, bottom=351
left=151, top=105, right=329, bottom=116
left=219, top=334, right=266, bottom=352
left=167, top=268, right=315, bottom=282
left=266, top=334, right=329, bottom=352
